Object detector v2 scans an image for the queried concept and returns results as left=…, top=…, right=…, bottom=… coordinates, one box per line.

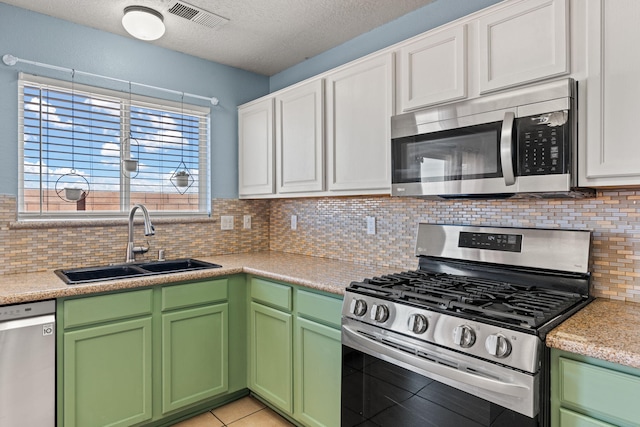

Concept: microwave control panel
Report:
left=517, top=111, right=569, bottom=176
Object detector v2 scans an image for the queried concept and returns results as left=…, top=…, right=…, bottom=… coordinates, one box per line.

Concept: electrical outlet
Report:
left=243, top=215, right=251, bottom=229
left=366, top=216, right=376, bottom=235
left=291, top=214, right=297, bottom=230
left=220, top=215, right=234, bottom=230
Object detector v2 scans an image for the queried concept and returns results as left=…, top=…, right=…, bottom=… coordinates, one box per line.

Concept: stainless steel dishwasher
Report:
left=0, top=300, right=55, bottom=426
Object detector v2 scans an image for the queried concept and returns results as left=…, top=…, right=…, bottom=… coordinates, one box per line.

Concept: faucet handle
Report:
left=132, top=241, right=150, bottom=255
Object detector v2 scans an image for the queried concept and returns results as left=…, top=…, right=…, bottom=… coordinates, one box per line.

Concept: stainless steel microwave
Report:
left=391, top=79, right=594, bottom=199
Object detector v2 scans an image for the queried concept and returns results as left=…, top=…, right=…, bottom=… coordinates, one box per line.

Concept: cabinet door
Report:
left=238, top=98, right=275, bottom=196
left=276, top=80, right=324, bottom=193
left=294, top=317, right=342, bottom=427
left=161, top=303, right=228, bottom=414
left=63, top=318, right=152, bottom=427
left=478, top=0, right=569, bottom=93
left=398, top=25, right=467, bottom=111
left=249, top=301, right=293, bottom=414
left=580, top=0, right=640, bottom=186
left=326, top=53, right=394, bottom=192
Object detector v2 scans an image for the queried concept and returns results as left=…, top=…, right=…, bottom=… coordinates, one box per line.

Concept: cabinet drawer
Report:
left=297, top=290, right=342, bottom=328
left=161, top=279, right=228, bottom=311
left=559, top=357, right=640, bottom=425
left=63, top=289, right=153, bottom=329
left=250, top=278, right=292, bottom=311
left=559, top=408, right=615, bottom=427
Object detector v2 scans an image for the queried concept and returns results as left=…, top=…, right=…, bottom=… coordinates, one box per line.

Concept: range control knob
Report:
left=349, top=299, right=367, bottom=317
left=485, top=334, right=512, bottom=358
left=408, top=314, right=428, bottom=334
left=453, top=325, right=476, bottom=348
left=370, top=304, right=389, bottom=323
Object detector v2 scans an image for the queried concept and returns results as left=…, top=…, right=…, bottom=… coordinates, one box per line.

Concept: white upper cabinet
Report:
left=238, top=98, right=274, bottom=196
left=579, top=0, right=640, bottom=186
left=478, top=0, right=569, bottom=93
left=237, top=0, right=588, bottom=197
left=398, top=25, right=467, bottom=112
left=325, top=53, right=394, bottom=193
left=275, top=80, right=324, bottom=193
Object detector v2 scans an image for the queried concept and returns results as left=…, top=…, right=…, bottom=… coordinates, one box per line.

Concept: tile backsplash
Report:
left=269, top=191, right=640, bottom=303
left=1, top=191, right=638, bottom=303
left=0, top=196, right=270, bottom=274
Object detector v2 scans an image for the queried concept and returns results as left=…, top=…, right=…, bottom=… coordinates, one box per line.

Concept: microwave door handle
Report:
left=500, top=112, right=516, bottom=186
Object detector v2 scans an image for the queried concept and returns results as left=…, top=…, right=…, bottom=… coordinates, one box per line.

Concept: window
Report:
left=19, top=73, right=210, bottom=219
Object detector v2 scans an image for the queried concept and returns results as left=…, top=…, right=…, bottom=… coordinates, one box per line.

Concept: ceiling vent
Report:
left=167, top=1, right=229, bottom=29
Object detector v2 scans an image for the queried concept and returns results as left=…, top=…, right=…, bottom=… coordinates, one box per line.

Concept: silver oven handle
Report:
left=343, top=325, right=530, bottom=398
left=500, top=111, right=516, bottom=186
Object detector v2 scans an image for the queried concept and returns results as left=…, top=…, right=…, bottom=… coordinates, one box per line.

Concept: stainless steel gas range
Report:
left=341, top=224, right=592, bottom=427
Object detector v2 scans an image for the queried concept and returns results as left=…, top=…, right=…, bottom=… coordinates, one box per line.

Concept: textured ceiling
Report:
left=1, top=0, right=435, bottom=76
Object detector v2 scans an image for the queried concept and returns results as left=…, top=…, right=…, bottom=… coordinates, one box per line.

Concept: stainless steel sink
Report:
left=55, top=258, right=222, bottom=284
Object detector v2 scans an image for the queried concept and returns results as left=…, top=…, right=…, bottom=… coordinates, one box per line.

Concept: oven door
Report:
left=391, top=109, right=517, bottom=198
left=342, top=320, right=541, bottom=427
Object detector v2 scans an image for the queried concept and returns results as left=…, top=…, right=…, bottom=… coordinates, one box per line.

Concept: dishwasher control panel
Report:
left=0, top=300, right=55, bottom=321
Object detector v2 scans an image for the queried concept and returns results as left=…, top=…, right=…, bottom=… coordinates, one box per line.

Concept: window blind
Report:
left=18, top=73, right=210, bottom=218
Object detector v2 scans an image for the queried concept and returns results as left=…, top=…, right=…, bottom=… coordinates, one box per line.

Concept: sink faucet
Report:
left=126, top=204, right=155, bottom=263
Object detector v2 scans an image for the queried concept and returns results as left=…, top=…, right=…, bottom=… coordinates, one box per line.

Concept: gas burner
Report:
left=352, top=270, right=586, bottom=329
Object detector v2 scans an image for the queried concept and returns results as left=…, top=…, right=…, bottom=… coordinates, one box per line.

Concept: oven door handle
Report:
left=343, top=325, right=530, bottom=398
left=500, top=111, right=516, bottom=186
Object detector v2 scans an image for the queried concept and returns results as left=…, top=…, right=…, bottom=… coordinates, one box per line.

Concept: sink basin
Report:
left=55, top=258, right=222, bottom=285
left=138, top=259, right=220, bottom=273
left=59, top=265, right=147, bottom=283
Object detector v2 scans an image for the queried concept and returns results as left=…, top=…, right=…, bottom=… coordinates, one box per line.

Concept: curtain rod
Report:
left=2, top=54, right=219, bottom=106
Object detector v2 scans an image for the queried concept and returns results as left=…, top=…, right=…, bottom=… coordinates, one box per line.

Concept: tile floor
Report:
left=172, top=396, right=295, bottom=427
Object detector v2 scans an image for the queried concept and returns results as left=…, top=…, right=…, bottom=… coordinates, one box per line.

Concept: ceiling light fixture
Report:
left=122, top=6, right=166, bottom=41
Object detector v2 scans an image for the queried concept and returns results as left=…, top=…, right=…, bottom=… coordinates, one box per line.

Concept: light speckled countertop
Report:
left=4, top=252, right=640, bottom=370
left=547, top=298, right=640, bottom=369
left=0, top=251, right=398, bottom=305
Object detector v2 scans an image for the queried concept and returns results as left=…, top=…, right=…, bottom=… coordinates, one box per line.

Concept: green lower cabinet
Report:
left=551, top=349, right=640, bottom=427
left=247, top=277, right=343, bottom=427
left=161, top=303, right=228, bottom=414
left=58, top=278, right=244, bottom=427
left=294, top=317, right=341, bottom=427
left=249, top=301, right=293, bottom=414
left=59, top=274, right=344, bottom=427
left=63, top=317, right=153, bottom=427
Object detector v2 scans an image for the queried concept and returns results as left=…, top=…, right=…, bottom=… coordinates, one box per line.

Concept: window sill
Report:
left=10, top=215, right=215, bottom=230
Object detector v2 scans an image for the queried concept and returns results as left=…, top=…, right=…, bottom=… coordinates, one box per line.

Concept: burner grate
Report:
left=352, top=270, right=584, bottom=328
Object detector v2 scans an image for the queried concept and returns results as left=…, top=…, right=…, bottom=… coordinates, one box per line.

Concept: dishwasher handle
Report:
left=0, top=314, right=55, bottom=333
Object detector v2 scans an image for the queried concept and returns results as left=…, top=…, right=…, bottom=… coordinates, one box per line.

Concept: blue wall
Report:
left=269, top=0, right=501, bottom=91
left=0, top=2, right=270, bottom=200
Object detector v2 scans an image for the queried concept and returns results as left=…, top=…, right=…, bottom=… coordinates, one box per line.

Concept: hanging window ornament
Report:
left=170, top=93, right=194, bottom=194
left=122, top=132, right=140, bottom=178
left=122, top=81, right=139, bottom=178
left=56, top=69, right=90, bottom=203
